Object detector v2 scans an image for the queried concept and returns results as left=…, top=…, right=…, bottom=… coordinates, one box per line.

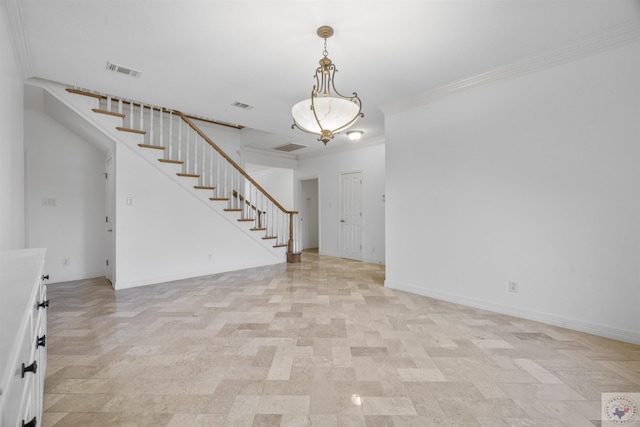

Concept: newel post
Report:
left=286, top=211, right=301, bottom=263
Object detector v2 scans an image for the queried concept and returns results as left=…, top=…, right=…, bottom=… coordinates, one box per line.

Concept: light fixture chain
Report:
left=323, top=38, right=328, bottom=58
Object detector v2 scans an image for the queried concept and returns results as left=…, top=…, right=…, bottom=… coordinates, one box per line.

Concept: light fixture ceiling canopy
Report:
left=291, top=25, right=363, bottom=145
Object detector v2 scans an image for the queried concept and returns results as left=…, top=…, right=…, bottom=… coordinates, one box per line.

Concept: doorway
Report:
left=300, top=178, right=319, bottom=251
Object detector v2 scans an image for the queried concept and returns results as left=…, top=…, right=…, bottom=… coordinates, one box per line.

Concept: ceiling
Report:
left=16, top=0, right=640, bottom=158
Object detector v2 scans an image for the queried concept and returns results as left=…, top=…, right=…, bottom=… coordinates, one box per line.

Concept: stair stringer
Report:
left=29, top=79, right=287, bottom=289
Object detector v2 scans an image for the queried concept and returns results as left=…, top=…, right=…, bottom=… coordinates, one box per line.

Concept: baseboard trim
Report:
left=46, top=271, right=106, bottom=284
left=385, top=279, right=640, bottom=345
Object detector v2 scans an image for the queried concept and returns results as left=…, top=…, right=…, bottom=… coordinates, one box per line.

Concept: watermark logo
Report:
left=603, top=393, right=640, bottom=425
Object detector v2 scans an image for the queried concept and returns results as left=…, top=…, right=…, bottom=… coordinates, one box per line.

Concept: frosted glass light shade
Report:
left=347, top=130, right=363, bottom=141
left=292, top=96, right=360, bottom=135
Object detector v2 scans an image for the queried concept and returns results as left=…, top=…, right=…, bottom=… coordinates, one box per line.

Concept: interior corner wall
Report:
left=24, top=109, right=107, bottom=282
left=0, top=7, right=25, bottom=250
left=385, top=42, right=640, bottom=344
left=296, top=144, right=385, bottom=264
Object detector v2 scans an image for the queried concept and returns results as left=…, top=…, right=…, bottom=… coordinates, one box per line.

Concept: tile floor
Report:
left=42, top=250, right=640, bottom=426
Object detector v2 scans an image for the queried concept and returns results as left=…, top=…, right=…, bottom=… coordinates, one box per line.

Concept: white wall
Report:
left=246, top=164, right=294, bottom=211
left=296, top=144, right=385, bottom=264
left=194, top=119, right=243, bottom=165
left=0, top=6, right=24, bottom=250
left=385, top=42, right=640, bottom=344
left=24, top=109, right=107, bottom=282
left=113, top=141, right=285, bottom=289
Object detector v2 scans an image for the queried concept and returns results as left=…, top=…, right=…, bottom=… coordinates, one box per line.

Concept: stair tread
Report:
left=159, top=159, right=184, bottom=164
left=66, top=88, right=102, bottom=99
left=194, top=186, right=215, bottom=190
left=177, top=173, right=199, bottom=178
left=116, top=126, right=146, bottom=135
left=250, top=228, right=267, bottom=231
left=138, top=144, right=166, bottom=150
left=92, top=108, right=125, bottom=118
left=237, top=218, right=255, bottom=222
left=262, top=236, right=277, bottom=240
left=224, top=208, right=242, bottom=212
left=273, top=244, right=288, bottom=248
left=210, top=198, right=230, bottom=201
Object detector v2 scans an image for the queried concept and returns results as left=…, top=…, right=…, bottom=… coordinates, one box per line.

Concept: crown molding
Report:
left=0, top=0, right=33, bottom=78
left=381, top=20, right=640, bottom=116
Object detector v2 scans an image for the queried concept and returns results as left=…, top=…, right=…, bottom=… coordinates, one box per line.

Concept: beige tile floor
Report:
left=42, top=250, right=640, bottom=426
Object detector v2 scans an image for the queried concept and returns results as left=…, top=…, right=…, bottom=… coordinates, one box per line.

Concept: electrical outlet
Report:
left=509, top=281, right=518, bottom=293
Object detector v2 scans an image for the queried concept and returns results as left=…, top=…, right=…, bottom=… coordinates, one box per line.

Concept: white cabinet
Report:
left=0, top=249, right=47, bottom=427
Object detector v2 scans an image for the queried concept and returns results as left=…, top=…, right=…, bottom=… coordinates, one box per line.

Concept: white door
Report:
left=105, top=157, right=114, bottom=285
left=339, top=171, right=363, bottom=261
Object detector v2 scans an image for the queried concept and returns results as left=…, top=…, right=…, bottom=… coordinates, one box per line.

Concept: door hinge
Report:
left=105, top=173, right=108, bottom=179
left=106, top=259, right=109, bottom=266
left=106, top=216, right=109, bottom=223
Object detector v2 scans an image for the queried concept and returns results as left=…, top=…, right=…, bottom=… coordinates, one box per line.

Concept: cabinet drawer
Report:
left=2, top=309, right=35, bottom=427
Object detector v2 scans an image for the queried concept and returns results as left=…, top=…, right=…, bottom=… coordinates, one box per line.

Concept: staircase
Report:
left=36, top=81, right=300, bottom=278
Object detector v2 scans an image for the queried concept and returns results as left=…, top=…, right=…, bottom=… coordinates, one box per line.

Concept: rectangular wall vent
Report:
left=232, top=101, right=254, bottom=110
left=106, top=61, right=141, bottom=78
left=273, top=143, right=307, bottom=152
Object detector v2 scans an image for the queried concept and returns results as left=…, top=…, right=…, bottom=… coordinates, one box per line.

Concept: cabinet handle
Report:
left=42, top=274, right=49, bottom=281
left=37, top=335, right=46, bottom=348
left=22, top=417, right=37, bottom=427
left=21, top=361, right=38, bottom=377
left=37, top=299, right=49, bottom=309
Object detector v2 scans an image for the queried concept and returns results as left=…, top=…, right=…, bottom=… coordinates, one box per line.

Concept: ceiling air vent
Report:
left=273, top=143, right=307, bottom=152
left=232, top=101, right=255, bottom=110
left=106, top=61, right=141, bottom=78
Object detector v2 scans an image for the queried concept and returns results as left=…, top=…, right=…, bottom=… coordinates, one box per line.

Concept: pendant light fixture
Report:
left=291, top=26, right=363, bottom=145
